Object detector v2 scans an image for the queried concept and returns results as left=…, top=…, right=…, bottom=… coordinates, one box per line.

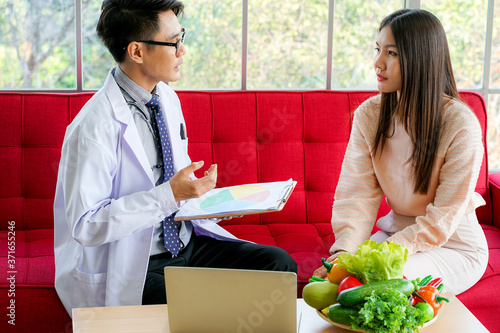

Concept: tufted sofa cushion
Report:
left=0, top=91, right=498, bottom=332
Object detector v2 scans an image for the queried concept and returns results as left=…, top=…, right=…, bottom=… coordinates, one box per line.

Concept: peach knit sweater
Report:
left=330, top=95, right=485, bottom=256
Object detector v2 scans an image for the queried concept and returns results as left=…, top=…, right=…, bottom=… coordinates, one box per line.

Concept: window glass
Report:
left=421, top=0, right=487, bottom=89
left=490, top=0, right=500, bottom=89
left=331, top=0, right=401, bottom=89
left=170, top=0, right=242, bottom=90
left=247, top=0, right=328, bottom=90
left=0, top=0, right=76, bottom=89
left=83, top=0, right=114, bottom=89
left=488, top=0, right=500, bottom=170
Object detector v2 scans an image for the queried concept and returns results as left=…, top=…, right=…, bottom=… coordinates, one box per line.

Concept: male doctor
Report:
left=54, top=0, right=296, bottom=315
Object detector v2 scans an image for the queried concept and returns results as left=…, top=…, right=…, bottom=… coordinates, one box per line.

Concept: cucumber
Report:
left=337, top=278, right=415, bottom=307
left=326, top=303, right=359, bottom=326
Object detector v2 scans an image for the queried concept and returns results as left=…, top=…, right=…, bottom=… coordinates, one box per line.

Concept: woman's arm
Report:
left=387, top=104, right=484, bottom=255
left=330, top=98, right=384, bottom=255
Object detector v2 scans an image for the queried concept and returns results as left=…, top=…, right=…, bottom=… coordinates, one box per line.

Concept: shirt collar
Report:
left=113, top=65, right=153, bottom=105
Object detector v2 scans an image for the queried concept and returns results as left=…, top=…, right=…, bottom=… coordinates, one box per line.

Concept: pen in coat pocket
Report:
left=180, top=123, right=186, bottom=140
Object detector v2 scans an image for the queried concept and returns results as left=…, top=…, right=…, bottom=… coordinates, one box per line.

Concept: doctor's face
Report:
left=141, top=10, right=187, bottom=87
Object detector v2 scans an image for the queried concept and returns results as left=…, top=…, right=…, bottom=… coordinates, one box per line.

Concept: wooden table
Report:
left=73, top=294, right=488, bottom=332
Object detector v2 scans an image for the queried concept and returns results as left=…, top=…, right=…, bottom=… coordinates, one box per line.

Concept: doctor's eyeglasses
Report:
left=137, top=28, right=186, bottom=56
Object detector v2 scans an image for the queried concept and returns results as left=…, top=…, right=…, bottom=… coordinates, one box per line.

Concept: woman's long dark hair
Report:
left=372, top=9, right=459, bottom=194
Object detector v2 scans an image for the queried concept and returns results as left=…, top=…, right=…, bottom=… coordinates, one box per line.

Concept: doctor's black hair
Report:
left=97, top=0, right=184, bottom=63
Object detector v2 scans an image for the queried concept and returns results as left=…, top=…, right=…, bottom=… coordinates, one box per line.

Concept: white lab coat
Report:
left=54, top=69, right=240, bottom=316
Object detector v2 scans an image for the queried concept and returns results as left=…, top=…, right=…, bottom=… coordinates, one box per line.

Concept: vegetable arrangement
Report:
left=303, top=240, right=450, bottom=332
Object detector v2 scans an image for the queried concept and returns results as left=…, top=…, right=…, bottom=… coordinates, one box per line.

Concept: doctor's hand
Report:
left=170, top=161, right=217, bottom=202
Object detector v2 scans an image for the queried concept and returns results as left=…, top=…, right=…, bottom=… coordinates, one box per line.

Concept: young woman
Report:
left=314, top=9, right=488, bottom=295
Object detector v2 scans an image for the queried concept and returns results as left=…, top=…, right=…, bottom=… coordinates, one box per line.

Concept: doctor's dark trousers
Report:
left=142, top=234, right=297, bottom=304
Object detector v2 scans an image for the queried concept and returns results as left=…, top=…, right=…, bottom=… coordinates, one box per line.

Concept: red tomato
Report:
left=338, top=276, right=363, bottom=293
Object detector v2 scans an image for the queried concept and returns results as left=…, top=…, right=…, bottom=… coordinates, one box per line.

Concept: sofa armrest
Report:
left=490, top=172, right=500, bottom=228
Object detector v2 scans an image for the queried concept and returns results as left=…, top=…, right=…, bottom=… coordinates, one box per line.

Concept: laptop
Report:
left=164, top=267, right=300, bottom=333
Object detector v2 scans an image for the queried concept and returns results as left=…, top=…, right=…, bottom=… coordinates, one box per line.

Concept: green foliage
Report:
left=82, top=0, right=114, bottom=89
left=0, top=0, right=76, bottom=89
left=171, top=0, right=242, bottom=89
left=0, top=0, right=492, bottom=90
left=351, top=289, right=427, bottom=333
left=331, top=0, right=401, bottom=88
left=421, top=0, right=488, bottom=89
left=245, top=0, right=328, bottom=89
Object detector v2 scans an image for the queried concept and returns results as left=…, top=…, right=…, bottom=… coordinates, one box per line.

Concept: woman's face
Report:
left=373, top=26, right=402, bottom=94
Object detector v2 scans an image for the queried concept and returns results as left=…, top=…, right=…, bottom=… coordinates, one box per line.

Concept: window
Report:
left=0, top=0, right=498, bottom=169
left=421, top=0, right=488, bottom=89
left=246, top=0, right=328, bottom=89
left=331, top=0, right=401, bottom=89
left=170, top=0, right=242, bottom=89
left=82, top=0, right=113, bottom=89
left=0, top=0, right=76, bottom=89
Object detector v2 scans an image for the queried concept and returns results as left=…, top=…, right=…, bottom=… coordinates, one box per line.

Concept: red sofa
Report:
left=1, top=91, right=499, bottom=332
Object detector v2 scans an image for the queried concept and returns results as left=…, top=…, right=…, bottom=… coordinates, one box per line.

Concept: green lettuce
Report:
left=337, top=240, right=408, bottom=284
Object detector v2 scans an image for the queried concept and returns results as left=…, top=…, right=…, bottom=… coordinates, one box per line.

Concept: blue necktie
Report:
left=147, top=94, right=181, bottom=256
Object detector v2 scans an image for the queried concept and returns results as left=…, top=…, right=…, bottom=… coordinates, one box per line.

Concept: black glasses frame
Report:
left=137, top=28, right=186, bottom=56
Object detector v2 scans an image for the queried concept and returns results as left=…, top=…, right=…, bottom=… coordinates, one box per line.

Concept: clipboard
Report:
left=174, top=179, right=297, bottom=221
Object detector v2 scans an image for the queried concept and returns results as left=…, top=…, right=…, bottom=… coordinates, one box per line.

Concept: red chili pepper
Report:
left=427, top=277, right=443, bottom=288
left=414, top=285, right=450, bottom=316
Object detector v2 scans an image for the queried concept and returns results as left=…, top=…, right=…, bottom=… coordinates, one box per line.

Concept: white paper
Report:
left=175, top=179, right=295, bottom=220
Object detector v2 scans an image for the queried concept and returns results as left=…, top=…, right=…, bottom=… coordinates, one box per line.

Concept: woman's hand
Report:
left=312, top=251, right=346, bottom=279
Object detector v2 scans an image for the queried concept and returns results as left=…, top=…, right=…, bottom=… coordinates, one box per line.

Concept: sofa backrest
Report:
left=0, top=91, right=491, bottom=231
left=1, top=93, right=93, bottom=231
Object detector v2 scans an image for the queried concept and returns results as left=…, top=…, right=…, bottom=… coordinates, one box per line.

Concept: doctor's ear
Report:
left=125, top=42, right=145, bottom=64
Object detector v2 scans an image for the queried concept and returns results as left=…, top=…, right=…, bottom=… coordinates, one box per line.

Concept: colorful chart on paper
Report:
left=174, top=179, right=296, bottom=221
left=199, top=185, right=271, bottom=213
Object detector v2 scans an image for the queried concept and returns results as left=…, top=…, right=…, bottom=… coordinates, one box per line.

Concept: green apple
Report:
left=302, top=281, right=339, bottom=310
